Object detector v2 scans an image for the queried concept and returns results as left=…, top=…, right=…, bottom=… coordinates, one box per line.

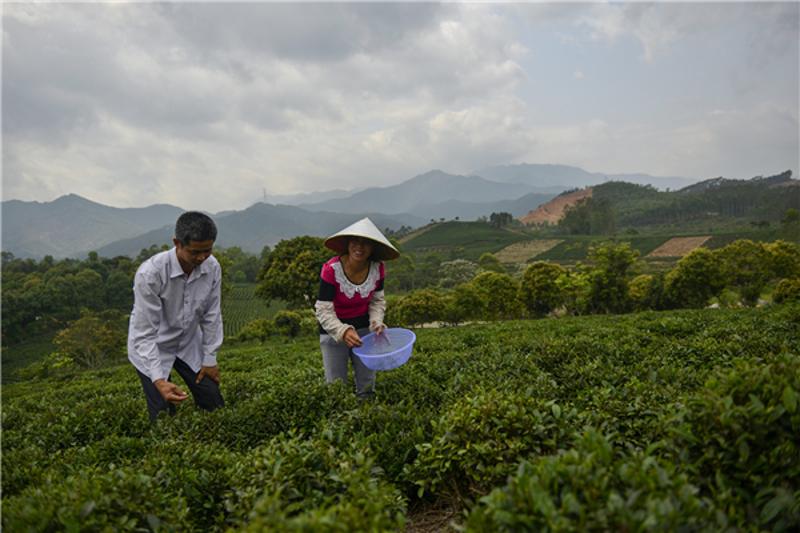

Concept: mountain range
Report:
left=2, top=164, right=697, bottom=259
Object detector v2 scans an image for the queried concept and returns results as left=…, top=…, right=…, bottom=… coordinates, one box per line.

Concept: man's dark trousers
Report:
left=136, top=357, right=224, bottom=422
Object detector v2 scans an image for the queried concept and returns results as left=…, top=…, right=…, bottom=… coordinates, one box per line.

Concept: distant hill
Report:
left=477, top=163, right=695, bottom=191
left=1, top=194, right=184, bottom=259
left=400, top=221, right=530, bottom=260
left=407, top=191, right=556, bottom=221
left=520, top=188, right=593, bottom=225
left=299, top=170, right=543, bottom=215
left=545, top=170, right=799, bottom=233
left=95, top=203, right=424, bottom=258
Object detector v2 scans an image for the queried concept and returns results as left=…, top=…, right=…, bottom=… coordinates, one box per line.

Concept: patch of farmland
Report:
left=646, top=236, right=711, bottom=258
left=495, top=239, right=563, bottom=263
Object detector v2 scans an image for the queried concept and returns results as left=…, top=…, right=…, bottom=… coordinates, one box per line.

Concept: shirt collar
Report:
left=169, top=247, right=211, bottom=280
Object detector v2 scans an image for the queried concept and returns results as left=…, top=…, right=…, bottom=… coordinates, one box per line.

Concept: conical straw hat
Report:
left=324, top=217, right=400, bottom=261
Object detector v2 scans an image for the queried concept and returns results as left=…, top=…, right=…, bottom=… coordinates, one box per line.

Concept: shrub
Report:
left=234, top=318, right=274, bottom=342
left=519, top=262, right=567, bottom=317
left=273, top=310, right=303, bottom=337
left=669, top=352, right=800, bottom=529
left=393, top=289, right=447, bottom=327
left=406, top=388, right=579, bottom=499
left=774, top=278, right=800, bottom=304
left=2, top=467, right=192, bottom=531
left=665, top=247, right=724, bottom=309
left=225, top=433, right=406, bottom=530
left=471, top=272, right=524, bottom=320
left=466, top=430, right=719, bottom=531
left=51, top=309, right=127, bottom=369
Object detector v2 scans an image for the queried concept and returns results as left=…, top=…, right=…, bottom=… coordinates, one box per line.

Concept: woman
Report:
left=314, top=217, right=400, bottom=398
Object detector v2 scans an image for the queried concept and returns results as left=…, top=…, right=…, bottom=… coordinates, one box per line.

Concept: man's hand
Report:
left=154, top=379, right=189, bottom=405
left=343, top=328, right=362, bottom=348
left=196, top=365, right=220, bottom=385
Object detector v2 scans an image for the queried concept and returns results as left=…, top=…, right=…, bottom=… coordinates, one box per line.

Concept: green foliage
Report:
left=774, top=278, right=800, bottom=304
left=407, top=389, right=577, bottom=499
left=715, top=239, right=772, bottom=305
left=628, top=273, right=668, bottom=311
left=559, top=196, right=617, bottom=235
left=488, top=211, right=514, bottom=228
left=273, top=310, right=303, bottom=338
left=233, top=309, right=316, bottom=342
left=401, top=221, right=528, bottom=261
left=467, top=430, right=719, bottom=532
left=669, top=352, right=800, bottom=529
left=393, top=289, right=448, bottom=327
left=585, top=242, right=639, bottom=313
left=519, top=262, right=567, bottom=317
left=471, top=271, right=524, bottom=320
left=438, top=259, right=478, bottom=288
left=227, top=433, right=406, bottom=531
left=477, top=252, right=505, bottom=273
left=256, top=236, right=330, bottom=308
left=3, top=305, right=800, bottom=530
left=665, top=248, right=724, bottom=308
left=221, top=283, right=282, bottom=338
left=51, top=309, right=127, bottom=370
left=767, top=240, right=800, bottom=279
left=443, top=283, right=487, bottom=325
left=3, top=467, right=192, bottom=531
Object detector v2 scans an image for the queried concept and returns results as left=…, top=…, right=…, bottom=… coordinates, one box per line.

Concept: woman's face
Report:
left=347, top=237, right=374, bottom=263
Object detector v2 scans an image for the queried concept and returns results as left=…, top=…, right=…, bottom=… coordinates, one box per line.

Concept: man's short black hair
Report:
left=175, top=212, right=217, bottom=245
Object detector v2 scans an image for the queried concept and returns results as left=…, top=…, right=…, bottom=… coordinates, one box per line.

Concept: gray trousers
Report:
left=320, top=327, right=376, bottom=398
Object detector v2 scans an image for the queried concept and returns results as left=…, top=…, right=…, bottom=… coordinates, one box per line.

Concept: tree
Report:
left=489, top=212, right=514, bottom=228
left=773, top=278, right=800, bottom=304
left=52, top=310, right=127, bottom=369
left=385, top=254, right=416, bottom=293
left=443, top=283, right=487, bottom=325
left=628, top=273, right=667, bottom=311
left=478, top=253, right=505, bottom=274
left=393, top=289, right=447, bottom=327
left=585, top=242, right=639, bottom=314
left=438, top=259, right=478, bottom=289
left=471, top=271, right=524, bottom=320
left=256, top=236, right=330, bottom=308
left=519, top=262, right=566, bottom=317
left=765, top=240, right=800, bottom=279
left=664, top=248, right=724, bottom=308
left=715, top=239, right=772, bottom=306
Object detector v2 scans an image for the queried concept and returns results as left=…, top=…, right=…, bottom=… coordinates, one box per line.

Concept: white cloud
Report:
left=2, top=2, right=797, bottom=212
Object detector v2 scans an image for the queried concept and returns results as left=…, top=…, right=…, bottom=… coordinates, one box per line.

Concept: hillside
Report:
left=96, top=204, right=425, bottom=257
left=300, top=170, right=541, bottom=215
left=3, top=307, right=798, bottom=530
left=519, top=187, right=593, bottom=225
left=476, top=163, right=695, bottom=191
left=520, top=171, right=799, bottom=234
left=1, top=195, right=183, bottom=258
left=400, top=220, right=529, bottom=259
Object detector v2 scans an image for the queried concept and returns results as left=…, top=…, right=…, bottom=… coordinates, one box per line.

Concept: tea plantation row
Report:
left=2, top=305, right=799, bottom=531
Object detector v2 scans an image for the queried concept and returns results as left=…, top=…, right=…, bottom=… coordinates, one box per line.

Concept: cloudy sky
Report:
left=3, top=1, right=798, bottom=213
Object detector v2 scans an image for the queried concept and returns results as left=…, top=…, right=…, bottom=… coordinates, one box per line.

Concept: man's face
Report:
left=174, top=239, right=214, bottom=271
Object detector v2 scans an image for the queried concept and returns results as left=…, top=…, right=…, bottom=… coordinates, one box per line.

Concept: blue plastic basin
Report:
left=352, top=328, right=416, bottom=371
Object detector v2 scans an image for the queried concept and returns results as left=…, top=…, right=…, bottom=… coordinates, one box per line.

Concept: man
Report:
left=128, top=211, right=224, bottom=421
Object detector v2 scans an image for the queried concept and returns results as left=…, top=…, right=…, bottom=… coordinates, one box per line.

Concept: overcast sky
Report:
left=3, top=1, right=798, bottom=213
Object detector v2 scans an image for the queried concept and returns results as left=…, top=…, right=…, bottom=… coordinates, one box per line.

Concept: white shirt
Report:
left=127, top=248, right=223, bottom=382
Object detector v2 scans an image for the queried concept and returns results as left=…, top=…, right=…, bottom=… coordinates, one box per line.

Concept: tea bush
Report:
left=3, top=304, right=799, bottom=530
left=466, top=430, right=721, bottom=532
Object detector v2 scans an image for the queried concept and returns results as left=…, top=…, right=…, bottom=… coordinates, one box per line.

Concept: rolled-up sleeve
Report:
left=368, top=290, right=386, bottom=330
left=130, top=272, right=168, bottom=382
left=200, top=264, right=223, bottom=367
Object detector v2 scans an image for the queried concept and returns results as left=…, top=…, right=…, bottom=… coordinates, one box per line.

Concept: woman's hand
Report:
left=343, top=328, right=362, bottom=348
